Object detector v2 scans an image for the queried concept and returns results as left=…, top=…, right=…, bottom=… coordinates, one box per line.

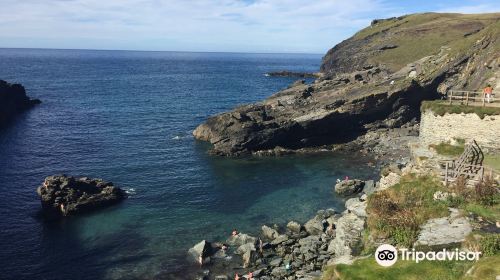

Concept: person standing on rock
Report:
left=483, top=84, right=493, bottom=103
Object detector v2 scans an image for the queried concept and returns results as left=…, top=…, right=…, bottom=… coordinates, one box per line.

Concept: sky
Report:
left=0, top=0, right=498, bottom=53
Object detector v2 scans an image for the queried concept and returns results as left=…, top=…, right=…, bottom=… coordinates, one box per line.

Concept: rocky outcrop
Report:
left=414, top=208, right=472, bottom=250
left=334, top=179, right=365, bottom=196
left=0, top=80, right=41, bottom=127
left=265, top=71, right=319, bottom=78
left=193, top=13, right=500, bottom=156
left=36, top=175, right=126, bottom=217
left=327, top=213, right=365, bottom=257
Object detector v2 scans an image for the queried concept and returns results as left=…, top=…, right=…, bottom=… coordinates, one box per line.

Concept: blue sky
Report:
left=0, top=0, right=498, bottom=53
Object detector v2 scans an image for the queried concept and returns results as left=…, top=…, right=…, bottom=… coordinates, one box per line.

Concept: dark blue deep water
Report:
left=0, top=49, right=377, bottom=279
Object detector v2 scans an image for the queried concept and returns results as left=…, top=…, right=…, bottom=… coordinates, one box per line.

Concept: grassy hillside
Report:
left=321, top=12, right=500, bottom=74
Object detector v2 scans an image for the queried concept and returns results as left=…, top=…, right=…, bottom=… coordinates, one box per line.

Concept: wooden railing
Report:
left=441, top=139, right=489, bottom=186
left=448, top=90, right=496, bottom=107
left=442, top=163, right=494, bottom=187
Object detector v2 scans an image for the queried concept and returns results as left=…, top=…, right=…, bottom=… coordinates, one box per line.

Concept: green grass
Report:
left=323, top=257, right=472, bottom=280
left=463, top=255, right=500, bottom=280
left=421, top=101, right=500, bottom=119
left=323, top=255, right=500, bottom=280
left=484, top=154, right=500, bottom=172
left=464, top=203, right=500, bottom=222
left=367, top=174, right=449, bottom=247
left=429, top=142, right=465, bottom=157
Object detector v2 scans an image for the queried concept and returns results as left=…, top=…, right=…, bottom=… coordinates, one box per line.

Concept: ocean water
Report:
left=0, top=49, right=378, bottom=279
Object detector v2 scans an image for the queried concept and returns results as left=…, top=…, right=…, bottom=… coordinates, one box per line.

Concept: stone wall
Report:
left=419, top=110, right=500, bottom=150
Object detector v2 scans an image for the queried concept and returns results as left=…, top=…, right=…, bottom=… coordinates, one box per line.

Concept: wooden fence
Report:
left=441, top=139, right=494, bottom=187
left=448, top=90, right=496, bottom=106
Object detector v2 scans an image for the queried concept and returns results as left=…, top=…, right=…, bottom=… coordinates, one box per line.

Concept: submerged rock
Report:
left=36, top=175, right=126, bottom=217
left=334, top=179, right=365, bottom=196
left=0, top=80, right=41, bottom=127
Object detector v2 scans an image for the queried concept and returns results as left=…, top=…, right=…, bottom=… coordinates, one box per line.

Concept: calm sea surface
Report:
left=0, top=49, right=377, bottom=279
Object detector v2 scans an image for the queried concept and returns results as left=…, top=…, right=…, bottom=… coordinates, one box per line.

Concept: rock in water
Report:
left=334, top=179, right=365, bottom=196
left=286, top=221, right=302, bottom=233
left=188, top=240, right=213, bottom=261
left=37, top=175, right=126, bottom=217
left=262, top=225, right=279, bottom=240
left=0, top=80, right=41, bottom=127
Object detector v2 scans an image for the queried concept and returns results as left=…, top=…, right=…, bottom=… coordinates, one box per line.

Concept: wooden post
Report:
left=449, top=91, right=453, bottom=105
left=466, top=92, right=469, bottom=106
left=445, top=163, right=448, bottom=186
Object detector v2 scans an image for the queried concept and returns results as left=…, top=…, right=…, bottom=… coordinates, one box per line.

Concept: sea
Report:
left=0, top=48, right=378, bottom=279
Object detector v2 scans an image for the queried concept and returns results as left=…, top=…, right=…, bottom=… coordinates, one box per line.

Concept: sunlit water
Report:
left=0, top=49, right=378, bottom=279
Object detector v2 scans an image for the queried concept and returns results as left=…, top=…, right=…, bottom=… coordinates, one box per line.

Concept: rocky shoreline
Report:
left=187, top=158, right=484, bottom=280
left=0, top=79, right=41, bottom=127
left=265, top=71, right=320, bottom=78
left=187, top=177, right=379, bottom=280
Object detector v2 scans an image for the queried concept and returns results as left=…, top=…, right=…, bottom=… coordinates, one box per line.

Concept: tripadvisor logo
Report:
left=375, top=244, right=398, bottom=267
left=375, top=244, right=482, bottom=267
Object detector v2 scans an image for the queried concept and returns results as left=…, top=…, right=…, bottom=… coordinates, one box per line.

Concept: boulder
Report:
left=36, top=175, right=126, bottom=217
left=188, top=240, right=213, bottom=260
left=327, top=213, right=365, bottom=256
left=236, top=242, right=256, bottom=255
left=414, top=208, right=472, bottom=250
left=262, top=225, right=279, bottom=240
left=334, top=179, right=365, bottom=196
left=345, top=198, right=367, bottom=217
left=287, top=221, right=302, bottom=233
left=362, top=180, right=376, bottom=195
left=377, top=172, right=401, bottom=191
left=304, top=216, right=325, bottom=236
left=226, top=233, right=256, bottom=247
left=270, top=234, right=289, bottom=246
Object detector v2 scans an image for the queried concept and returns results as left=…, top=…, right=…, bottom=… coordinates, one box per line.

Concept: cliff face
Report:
left=194, top=13, right=500, bottom=156
left=0, top=80, right=41, bottom=127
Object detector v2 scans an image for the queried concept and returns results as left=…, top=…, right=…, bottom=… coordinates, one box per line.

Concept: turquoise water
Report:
left=0, top=49, right=377, bottom=279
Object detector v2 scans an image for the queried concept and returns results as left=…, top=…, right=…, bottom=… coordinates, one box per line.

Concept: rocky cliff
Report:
left=0, top=80, right=41, bottom=127
left=194, top=13, right=500, bottom=156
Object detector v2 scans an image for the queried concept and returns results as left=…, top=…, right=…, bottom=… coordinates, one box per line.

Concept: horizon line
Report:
left=0, top=47, right=325, bottom=56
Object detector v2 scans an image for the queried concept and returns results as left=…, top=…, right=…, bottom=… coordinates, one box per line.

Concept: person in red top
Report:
left=483, top=84, right=493, bottom=103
